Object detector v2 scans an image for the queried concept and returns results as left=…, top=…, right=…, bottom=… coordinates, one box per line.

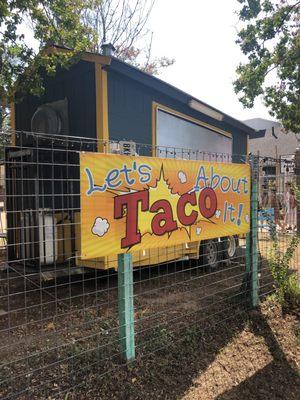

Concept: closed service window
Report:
left=156, top=109, right=232, bottom=159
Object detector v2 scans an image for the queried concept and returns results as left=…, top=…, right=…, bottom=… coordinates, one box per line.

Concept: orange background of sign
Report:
left=80, top=153, right=250, bottom=259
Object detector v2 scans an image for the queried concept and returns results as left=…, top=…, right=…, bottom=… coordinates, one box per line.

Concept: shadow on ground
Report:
left=70, top=300, right=299, bottom=400
left=1, top=256, right=299, bottom=400
left=216, top=309, right=299, bottom=400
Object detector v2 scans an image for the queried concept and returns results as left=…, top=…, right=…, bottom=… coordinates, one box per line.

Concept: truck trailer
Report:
left=7, top=44, right=255, bottom=272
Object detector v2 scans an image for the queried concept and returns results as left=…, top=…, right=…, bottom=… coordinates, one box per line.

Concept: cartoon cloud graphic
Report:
left=178, top=171, right=187, bottom=183
left=215, top=209, right=221, bottom=219
left=92, top=217, right=110, bottom=237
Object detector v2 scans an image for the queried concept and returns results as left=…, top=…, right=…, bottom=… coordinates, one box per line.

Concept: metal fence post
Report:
left=245, top=232, right=251, bottom=273
left=295, top=148, right=300, bottom=235
left=250, top=156, right=259, bottom=307
left=118, top=253, right=135, bottom=361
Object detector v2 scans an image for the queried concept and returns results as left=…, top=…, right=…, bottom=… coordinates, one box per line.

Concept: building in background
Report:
left=244, top=118, right=297, bottom=160
left=244, top=117, right=297, bottom=207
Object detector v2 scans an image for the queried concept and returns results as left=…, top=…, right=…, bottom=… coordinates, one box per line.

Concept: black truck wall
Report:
left=14, top=58, right=248, bottom=158
left=15, top=60, right=96, bottom=138
left=106, top=69, right=248, bottom=158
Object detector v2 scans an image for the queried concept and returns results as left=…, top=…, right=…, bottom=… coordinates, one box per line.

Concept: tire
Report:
left=200, top=239, right=220, bottom=271
left=223, top=235, right=238, bottom=260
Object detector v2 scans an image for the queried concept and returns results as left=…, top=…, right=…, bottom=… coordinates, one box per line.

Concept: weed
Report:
left=284, top=274, right=300, bottom=310
left=141, top=326, right=175, bottom=353
left=268, top=234, right=300, bottom=305
left=267, top=184, right=300, bottom=308
left=183, top=325, right=201, bottom=348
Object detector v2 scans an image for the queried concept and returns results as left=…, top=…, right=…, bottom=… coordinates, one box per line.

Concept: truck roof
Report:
left=49, top=45, right=258, bottom=136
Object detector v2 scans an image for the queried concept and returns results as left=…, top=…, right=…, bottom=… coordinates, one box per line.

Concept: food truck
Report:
left=8, top=44, right=255, bottom=271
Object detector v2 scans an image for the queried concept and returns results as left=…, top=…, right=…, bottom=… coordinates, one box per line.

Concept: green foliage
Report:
left=284, top=273, right=300, bottom=308
left=0, top=0, right=96, bottom=105
left=0, top=1, right=172, bottom=128
left=142, top=326, right=174, bottom=353
left=234, top=0, right=300, bottom=133
left=0, top=105, right=10, bottom=158
left=292, top=182, right=300, bottom=204
left=268, top=195, right=300, bottom=307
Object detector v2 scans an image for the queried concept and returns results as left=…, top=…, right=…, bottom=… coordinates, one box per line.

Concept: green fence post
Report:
left=295, top=148, right=300, bottom=235
left=251, top=156, right=259, bottom=307
left=118, top=253, right=135, bottom=361
left=245, top=232, right=251, bottom=297
left=245, top=232, right=251, bottom=269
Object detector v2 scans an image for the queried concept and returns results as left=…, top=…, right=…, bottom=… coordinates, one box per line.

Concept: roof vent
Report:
left=101, top=43, right=116, bottom=57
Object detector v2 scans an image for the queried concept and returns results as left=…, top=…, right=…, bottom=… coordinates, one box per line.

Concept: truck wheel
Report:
left=200, top=239, right=220, bottom=271
left=223, top=235, right=238, bottom=260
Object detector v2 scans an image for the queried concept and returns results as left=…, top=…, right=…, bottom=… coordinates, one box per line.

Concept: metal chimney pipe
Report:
left=101, top=43, right=116, bottom=57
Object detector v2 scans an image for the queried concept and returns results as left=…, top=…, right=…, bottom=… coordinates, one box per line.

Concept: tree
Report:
left=0, top=0, right=96, bottom=131
left=0, top=0, right=174, bottom=130
left=0, top=0, right=95, bottom=110
left=234, top=0, right=300, bottom=133
left=82, top=0, right=174, bottom=74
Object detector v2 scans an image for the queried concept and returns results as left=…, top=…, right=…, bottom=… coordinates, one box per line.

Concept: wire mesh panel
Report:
left=0, top=130, right=298, bottom=399
left=256, top=155, right=299, bottom=302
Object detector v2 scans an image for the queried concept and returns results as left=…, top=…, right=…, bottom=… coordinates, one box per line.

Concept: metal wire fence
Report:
left=0, top=130, right=298, bottom=399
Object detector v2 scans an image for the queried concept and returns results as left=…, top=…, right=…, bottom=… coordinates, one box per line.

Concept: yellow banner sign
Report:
left=80, top=153, right=250, bottom=259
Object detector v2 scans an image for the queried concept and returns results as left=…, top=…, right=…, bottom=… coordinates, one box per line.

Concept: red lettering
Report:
left=150, top=199, right=178, bottom=236
left=113, top=187, right=218, bottom=249
left=198, top=188, right=217, bottom=219
left=114, top=190, right=149, bottom=248
left=177, top=192, right=198, bottom=226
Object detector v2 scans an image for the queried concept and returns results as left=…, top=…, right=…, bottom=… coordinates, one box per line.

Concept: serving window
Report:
left=155, top=106, right=232, bottom=160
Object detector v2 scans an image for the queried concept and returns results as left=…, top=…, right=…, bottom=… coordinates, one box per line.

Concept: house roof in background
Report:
left=243, top=118, right=280, bottom=132
left=244, top=118, right=297, bottom=157
left=243, top=118, right=276, bottom=139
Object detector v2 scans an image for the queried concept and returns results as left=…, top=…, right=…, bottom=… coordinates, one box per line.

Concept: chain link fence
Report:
left=0, top=130, right=298, bottom=399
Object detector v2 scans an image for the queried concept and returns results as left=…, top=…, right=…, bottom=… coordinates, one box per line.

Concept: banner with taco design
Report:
left=80, top=153, right=250, bottom=259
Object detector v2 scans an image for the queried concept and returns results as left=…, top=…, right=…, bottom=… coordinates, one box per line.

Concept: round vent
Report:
left=31, top=105, right=62, bottom=134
